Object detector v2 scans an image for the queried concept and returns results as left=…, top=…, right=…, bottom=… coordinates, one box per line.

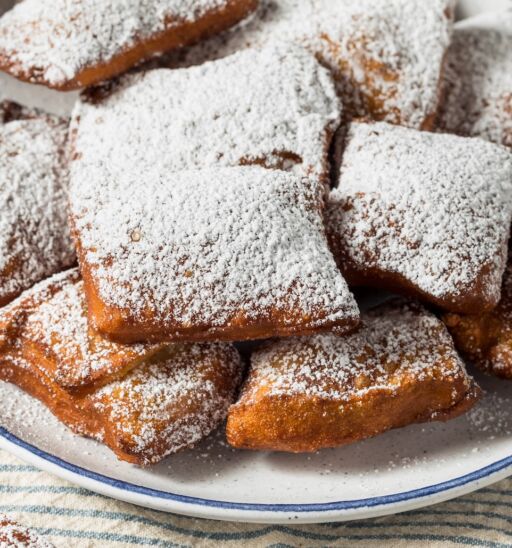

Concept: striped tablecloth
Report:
left=0, top=450, right=510, bottom=547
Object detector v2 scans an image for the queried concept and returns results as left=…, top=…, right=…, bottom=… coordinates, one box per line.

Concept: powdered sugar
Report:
left=0, top=269, right=243, bottom=464
left=93, top=343, right=242, bottom=464
left=241, top=300, right=472, bottom=404
left=438, top=11, right=512, bottom=148
left=0, top=269, right=161, bottom=392
left=171, top=0, right=454, bottom=129
left=71, top=43, right=341, bottom=192
left=71, top=165, right=358, bottom=339
left=0, top=0, right=240, bottom=87
left=0, top=112, right=76, bottom=307
left=326, top=122, right=512, bottom=312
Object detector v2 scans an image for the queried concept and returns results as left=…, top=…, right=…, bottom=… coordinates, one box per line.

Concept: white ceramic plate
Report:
left=0, top=0, right=511, bottom=525
left=1, top=371, right=511, bottom=524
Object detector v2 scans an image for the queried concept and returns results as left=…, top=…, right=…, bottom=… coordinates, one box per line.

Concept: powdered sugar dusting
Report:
left=438, top=11, right=512, bottom=148
left=0, top=270, right=243, bottom=463
left=171, top=0, right=454, bottom=128
left=0, top=113, right=76, bottom=306
left=0, top=269, right=161, bottom=392
left=93, top=344, right=243, bottom=464
left=326, top=122, right=512, bottom=310
left=0, top=0, right=237, bottom=86
left=71, top=43, right=341, bottom=192
left=240, top=300, right=472, bottom=404
left=71, top=166, right=358, bottom=338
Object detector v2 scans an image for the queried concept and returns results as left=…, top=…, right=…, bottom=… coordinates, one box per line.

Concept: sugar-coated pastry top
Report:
left=0, top=0, right=243, bottom=87
left=438, top=12, right=512, bottom=148
left=92, top=343, right=243, bottom=464
left=327, top=122, right=512, bottom=312
left=0, top=269, right=161, bottom=392
left=238, top=300, right=472, bottom=404
left=71, top=44, right=340, bottom=190
left=174, top=0, right=454, bottom=128
left=71, top=166, right=358, bottom=336
left=0, top=113, right=75, bottom=307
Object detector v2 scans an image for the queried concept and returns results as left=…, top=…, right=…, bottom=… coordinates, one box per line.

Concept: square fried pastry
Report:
left=70, top=43, right=341, bottom=194
left=71, top=166, right=359, bottom=343
left=173, top=0, right=454, bottom=129
left=0, top=0, right=257, bottom=90
left=227, top=300, right=480, bottom=453
left=438, top=12, right=512, bottom=148
left=326, top=122, right=512, bottom=315
left=0, top=268, right=164, bottom=395
left=0, top=102, right=75, bottom=308
left=0, top=270, right=244, bottom=465
left=443, top=259, right=512, bottom=380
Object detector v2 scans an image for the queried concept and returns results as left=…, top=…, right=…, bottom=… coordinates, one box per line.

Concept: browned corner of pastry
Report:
left=442, top=261, right=512, bottom=380
left=0, top=272, right=244, bottom=465
left=325, top=121, right=512, bottom=315
left=227, top=299, right=479, bottom=453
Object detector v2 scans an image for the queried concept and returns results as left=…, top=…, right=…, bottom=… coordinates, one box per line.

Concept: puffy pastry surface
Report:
left=71, top=166, right=359, bottom=343
left=0, top=272, right=243, bottom=465
left=326, top=121, right=512, bottom=314
left=443, top=260, right=512, bottom=380
left=0, top=0, right=258, bottom=90
left=227, top=300, right=480, bottom=452
left=438, top=12, right=512, bottom=148
left=0, top=269, right=163, bottom=395
left=70, top=43, right=341, bottom=194
left=0, top=106, right=75, bottom=307
left=170, top=0, right=454, bottom=129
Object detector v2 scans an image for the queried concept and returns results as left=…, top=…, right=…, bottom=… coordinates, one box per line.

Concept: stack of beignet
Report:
left=0, top=0, right=510, bottom=465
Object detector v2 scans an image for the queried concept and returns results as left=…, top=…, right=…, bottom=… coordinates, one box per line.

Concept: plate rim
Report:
left=1, top=426, right=511, bottom=519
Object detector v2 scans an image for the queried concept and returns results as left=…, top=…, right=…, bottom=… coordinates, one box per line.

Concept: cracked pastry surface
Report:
left=227, top=300, right=480, bottom=452
left=70, top=43, right=341, bottom=195
left=0, top=269, right=163, bottom=395
left=326, top=121, right=512, bottom=314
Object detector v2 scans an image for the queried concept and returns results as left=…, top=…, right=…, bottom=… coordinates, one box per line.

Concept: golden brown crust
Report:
left=227, top=299, right=480, bottom=452
left=0, top=271, right=243, bottom=465
left=0, top=269, right=162, bottom=395
left=326, top=122, right=512, bottom=316
left=443, top=261, right=512, bottom=379
left=334, top=263, right=501, bottom=316
left=69, top=166, right=359, bottom=345
left=0, top=0, right=258, bottom=90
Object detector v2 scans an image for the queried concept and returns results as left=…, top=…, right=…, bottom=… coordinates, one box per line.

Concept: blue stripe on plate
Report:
left=1, top=427, right=511, bottom=514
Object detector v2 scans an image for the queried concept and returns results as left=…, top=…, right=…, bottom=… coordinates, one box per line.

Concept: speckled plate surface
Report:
left=1, top=371, right=511, bottom=523
left=0, top=0, right=511, bottom=525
